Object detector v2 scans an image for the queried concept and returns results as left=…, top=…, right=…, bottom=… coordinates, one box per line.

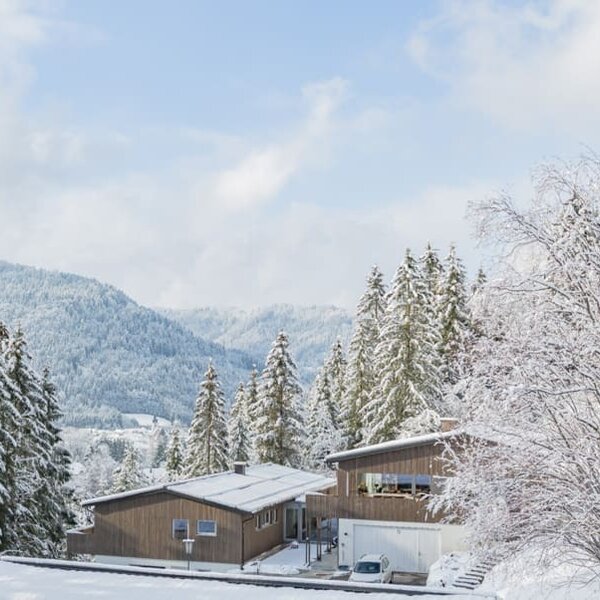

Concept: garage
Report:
left=340, top=519, right=442, bottom=574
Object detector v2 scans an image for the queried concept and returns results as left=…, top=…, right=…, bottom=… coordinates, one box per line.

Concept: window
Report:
left=358, top=473, right=432, bottom=497
left=172, top=519, right=188, bottom=540
left=197, top=520, right=217, bottom=537
left=255, top=508, right=278, bottom=530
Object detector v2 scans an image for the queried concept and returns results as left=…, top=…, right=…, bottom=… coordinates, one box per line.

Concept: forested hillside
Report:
left=0, top=262, right=254, bottom=427
left=160, top=305, right=353, bottom=384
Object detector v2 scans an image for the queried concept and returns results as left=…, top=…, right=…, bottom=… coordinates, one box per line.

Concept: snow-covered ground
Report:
left=239, top=542, right=325, bottom=575
left=480, top=554, right=600, bottom=600
left=0, top=560, right=475, bottom=600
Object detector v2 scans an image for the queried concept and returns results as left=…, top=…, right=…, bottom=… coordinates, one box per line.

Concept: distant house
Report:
left=307, top=423, right=467, bottom=574
left=68, top=463, right=335, bottom=570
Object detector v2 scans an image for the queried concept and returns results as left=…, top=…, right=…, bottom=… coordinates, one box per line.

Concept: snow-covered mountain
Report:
left=0, top=261, right=255, bottom=428
left=159, top=305, right=353, bottom=384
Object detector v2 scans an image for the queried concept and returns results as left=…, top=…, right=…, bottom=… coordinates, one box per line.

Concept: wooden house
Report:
left=306, top=425, right=467, bottom=574
left=67, top=463, right=335, bottom=570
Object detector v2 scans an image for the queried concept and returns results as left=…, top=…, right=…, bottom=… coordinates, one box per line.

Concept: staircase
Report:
left=451, top=559, right=495, bottom=590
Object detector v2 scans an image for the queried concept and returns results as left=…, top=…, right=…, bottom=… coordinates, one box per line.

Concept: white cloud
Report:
left=213, top=78, right=348, bottom=211
left=408, top=0, right=600, bottom=130
left=0, top=4, right=486, bottom=311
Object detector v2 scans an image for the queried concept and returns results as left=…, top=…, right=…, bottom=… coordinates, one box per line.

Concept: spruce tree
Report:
left=364, top=249, right=442, bottom=443
left=342, top=266, right=386, bottom=448
left=0, top=322, right=18, bottom=552
left=438, top=244, right=471, bottom=388
left=165, top=426, right=184, bottom=480
left=323, top=339, right=346, bottom=430
left=420, top=242, right=444, bottom=300
left=4, top=327, right=51, bottom=555
left=305, top=369, right=341, bottom=470
left=37, top=368, right=75, bottom=556
left=244, top=367, right=259, bottom=462
left=112, top=443, right=145, bottom=493
left=228, top=383, right=251, bottom=465
left=186, top=362, right=229, bottom=476
left=254, top=332, right=305, bottom=467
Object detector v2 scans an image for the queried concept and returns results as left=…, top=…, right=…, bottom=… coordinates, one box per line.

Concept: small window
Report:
left=273, top=509, right=278, bottom=523
left=197, top=520, right=217, bottom=537
left=172, top=519, right=188, bottom=540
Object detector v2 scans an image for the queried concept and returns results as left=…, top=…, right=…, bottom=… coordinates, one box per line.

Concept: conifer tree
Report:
left=254, top=332, right=305, bottom=467
left=228, top=383, right=251, bottom=465
left=364, top=249, right=442, bottom=444
left=186, top=362, right=229, bottom=476
left=244, top=368, right=260, bottom=463
left=342, top=266, right=386, bottom=448
left=305, top=369, right=341, bottom=470
left=165, top=426, right=184, bottom=480
left=0, top=322, right=18, bottom=552
left=323, top=339, right=346, bottom=430
left=438, top=244, right=471, bottom=387
left=37, top=368, right=75, bottom=556
left=4, top=327, right=52, bottom=555
left=420, top=242, right=444, bottom=300
left=112, top=444, right=145, bottom=493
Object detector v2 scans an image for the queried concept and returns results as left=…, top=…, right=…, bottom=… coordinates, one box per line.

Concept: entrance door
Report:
left=285, top=507, right=298, bottom=540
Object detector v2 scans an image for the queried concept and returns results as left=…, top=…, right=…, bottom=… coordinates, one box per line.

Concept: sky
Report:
left=1, top=0, right=600, bottom=309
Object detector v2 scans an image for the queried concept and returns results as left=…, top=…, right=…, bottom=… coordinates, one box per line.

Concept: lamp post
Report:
left=182, top=538, right=195, bottom=571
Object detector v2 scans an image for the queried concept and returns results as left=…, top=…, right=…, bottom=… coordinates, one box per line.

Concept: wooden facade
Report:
left=67, top=491, right=287, bottom=566
left=307, top=436, right=456, bottom=524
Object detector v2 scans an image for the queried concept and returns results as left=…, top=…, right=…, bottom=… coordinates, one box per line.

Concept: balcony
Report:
left=306, top=493, right=442, bottom=523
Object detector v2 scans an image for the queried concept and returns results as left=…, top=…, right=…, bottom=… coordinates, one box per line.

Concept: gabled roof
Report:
left=83, top=463, right=335, bottom=514
left=325, top=430, right=459, bottom=464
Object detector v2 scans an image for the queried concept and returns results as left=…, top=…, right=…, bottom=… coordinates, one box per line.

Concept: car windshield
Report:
left=354, top=561, right=381, bottom=574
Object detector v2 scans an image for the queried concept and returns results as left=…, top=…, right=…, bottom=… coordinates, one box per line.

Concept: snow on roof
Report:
left=83, top=463, right=335, bottom=514
left=325, top=430, right=459, bottom=463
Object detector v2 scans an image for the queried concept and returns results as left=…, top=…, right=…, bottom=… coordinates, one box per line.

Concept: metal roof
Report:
left=83, top=463, right=335, bottom=514
left=325, top=430, right=459, bottom=464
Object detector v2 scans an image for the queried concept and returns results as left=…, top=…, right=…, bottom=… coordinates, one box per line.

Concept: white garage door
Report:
left=353, top=524, right=441, bottom=573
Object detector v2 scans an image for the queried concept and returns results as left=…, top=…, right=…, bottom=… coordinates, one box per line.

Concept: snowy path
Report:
left=0, top=560, right=479, bottom=600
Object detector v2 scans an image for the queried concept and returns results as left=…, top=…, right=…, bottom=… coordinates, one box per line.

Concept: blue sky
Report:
left=1, top=0, right=599, bottom=308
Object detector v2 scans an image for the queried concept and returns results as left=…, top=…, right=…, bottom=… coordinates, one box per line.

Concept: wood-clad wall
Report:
left=307, top=441, right=453, bottom=524
left=242, top=503, right=285, bottom=562
left=337, top=443, right=446, bottom=499
left=77, top=492, right=286, bottom=565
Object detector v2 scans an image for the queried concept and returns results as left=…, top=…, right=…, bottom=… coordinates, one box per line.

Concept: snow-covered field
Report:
left=0, top=560, right=475, bottom=600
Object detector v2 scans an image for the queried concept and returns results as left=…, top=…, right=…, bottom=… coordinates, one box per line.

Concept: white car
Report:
left=349, top=553, right=393, bottom=584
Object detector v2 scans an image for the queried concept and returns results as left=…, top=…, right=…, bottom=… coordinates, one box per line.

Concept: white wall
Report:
left=338, top=519, right=466, bottom=573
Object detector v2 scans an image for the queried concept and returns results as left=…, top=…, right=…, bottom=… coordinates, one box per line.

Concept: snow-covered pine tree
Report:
left=245, top=367, right=259, bottom=461
left=342, top=266, right=387, bottom=448
left=186, top=362, right=229, bottom=476
left=112, top=443, right=145, bottom=493
left=165, top=425, right=184, bottom=480
left=438, top=244, right=471, bottom=388
left=305, top=368, right=341, bottom=470
left=4, top=327, right=52, bottom=556
left=420, top=242, right=444, bottom=301
left=363, top=249, right=442, bottom=444
left=254, top=332, right=305, bottom=467
left=228, top=383, right=251, bottom=465
left=0, top=321, right=19, bottom=553
left=37, top=368, right=75, bottom=556
left=323, top=339, right=346, bottom=431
